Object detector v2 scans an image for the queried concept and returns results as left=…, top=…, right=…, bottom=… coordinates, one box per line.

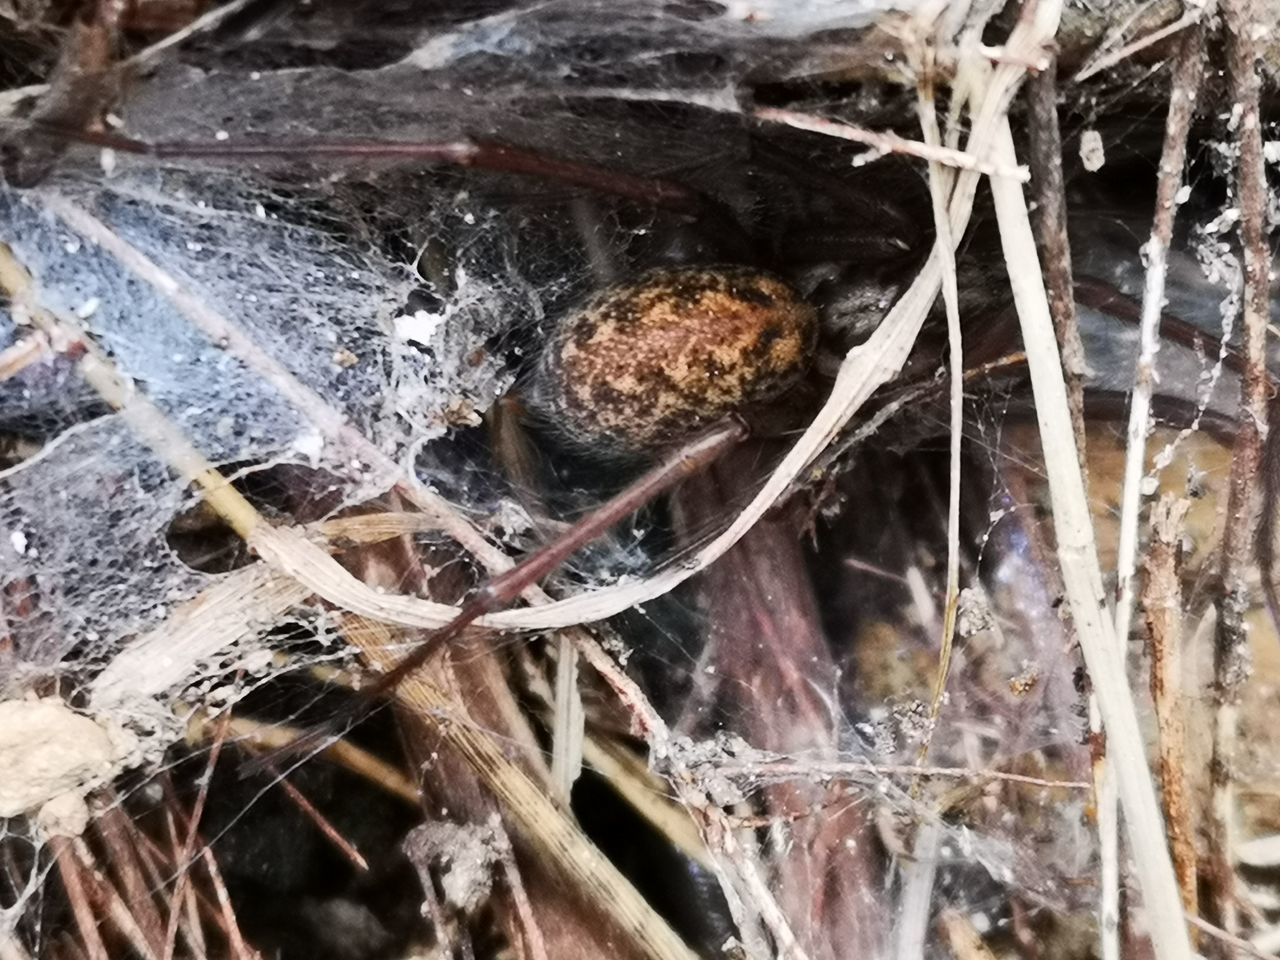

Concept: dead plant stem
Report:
left=1208, top=0, right=1271, bottom=943
left=49, top=837, right=108, bottom=960
left=1025, top=57, right=1087, bottom=451
left=1142, top=496, right=1198, bottom=921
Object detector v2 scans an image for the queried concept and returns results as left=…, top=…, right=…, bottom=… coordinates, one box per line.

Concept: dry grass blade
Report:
left=549, top=637, right=584, bottom=802
left=186, top=712, right=421, bottom=806
left=939, top=907, right=999, bottom=960
left=911, top=26, right=964, bottom=778
left=90, top=565, right=312, bottom=707
left=579, top=738, right=713, bottom=870
left=894, top=819, right=942, bottom=958
left=339, top=615, right=701, bottom=960
left=986, top=115, right=1194, bottom=960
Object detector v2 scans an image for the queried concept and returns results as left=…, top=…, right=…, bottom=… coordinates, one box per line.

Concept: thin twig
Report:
left=197, top=847, right=254, bottom=960
left=50, top=836, right=109, bottom=960
left=69, top=839, right=160, bottom=960
left=160, top=777, right=256, bottom=959
left=1073, top=6, right=1205, bottom=81
left=246, top=751, right=370, bottom=873
left=161, top=701, right=233, bottom=960
left=1112, top=21, right=1205, bottom=701
left=1099, top=27, right=1205, bottom=957
left=90, top=799, right=166, bottom=956
left=754, top=106, right=1030, bottom=181
left=1208, top=0, right=1271, bottom=943
left=1025, top=57, right=1087, bottom=453
left=707, top=758, right=1090, bottom=791
left=178, top=876, right=205, bottom=960
left=151, top=803, right=223, bottom=952
left=188, top=712, right=421, bottom=806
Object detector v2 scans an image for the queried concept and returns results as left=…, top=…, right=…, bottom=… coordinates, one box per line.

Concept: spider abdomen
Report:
left=536, top=266, right=817, bottom=457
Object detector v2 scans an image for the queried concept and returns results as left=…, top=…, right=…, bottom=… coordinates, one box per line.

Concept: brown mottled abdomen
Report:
left=536, top=266, right=817, bottom=457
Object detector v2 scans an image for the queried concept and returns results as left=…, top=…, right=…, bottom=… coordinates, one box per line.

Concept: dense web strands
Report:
left=2, top=173, right=403, bottom=676
left=0, top=0, right=908, bottom=685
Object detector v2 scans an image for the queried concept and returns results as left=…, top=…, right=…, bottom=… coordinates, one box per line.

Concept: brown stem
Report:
left=246, top=753, right=370, bottom=872
left=1142, top=496, right=1199, bottom=924
left=672, top=444, right=886, bottom=960
left=1208, top=0, right=1270, bottom=943
left=49, top=837, right=108, bottom=960
left=1025, top=56, right=1087, bottom=460
left=90, top=799, right=166, bottom=956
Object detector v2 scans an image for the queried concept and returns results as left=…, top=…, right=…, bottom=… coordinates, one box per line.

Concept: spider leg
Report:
left=358, top=416, right=748, bottom=703
left=19, top=121, right=706, bottom=212
left=242, top=416, right=747, bottom=771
